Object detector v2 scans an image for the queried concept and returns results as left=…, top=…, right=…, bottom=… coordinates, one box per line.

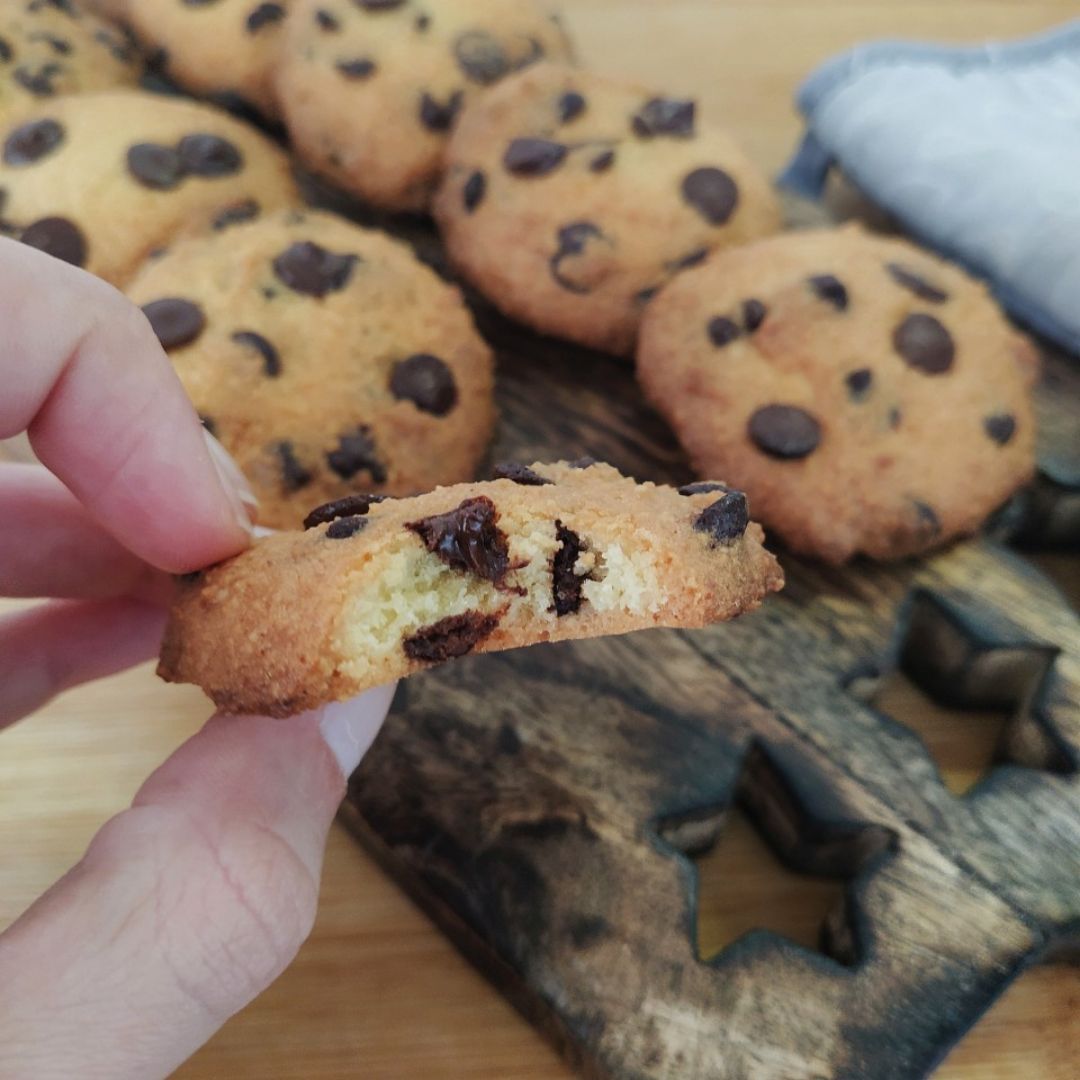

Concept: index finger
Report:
left=1, top=239, right=253, bottom=573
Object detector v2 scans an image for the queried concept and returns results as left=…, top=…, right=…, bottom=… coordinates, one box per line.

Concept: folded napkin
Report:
left=781, top=21, right=1080, bottom=354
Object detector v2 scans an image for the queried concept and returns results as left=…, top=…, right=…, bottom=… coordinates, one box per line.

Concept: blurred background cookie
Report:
left=125, top=208, right=495, bottom=528
left=276, top=0, right=572, bottom=211
left=637, top=225, right=1039, bottom=562
left=0, top=89, right=298, bottom=283
left=435, top=62, right=781, bottom=356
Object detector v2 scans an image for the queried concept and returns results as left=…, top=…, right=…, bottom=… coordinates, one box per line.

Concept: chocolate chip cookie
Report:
left=433, top=62, right=781, bottom=356
left=276, top=0, right=572, bottom=211
left=0, top=0, right=140, bottom=123
left=125, top=207, right=495, bottom=529
left=125, top=0, right=290, bottom=119
left=158, top=460, right=784, bottom=715
left=637, top=225, right=1039, bottom=563
left=0, top=89, right=298, bottom=282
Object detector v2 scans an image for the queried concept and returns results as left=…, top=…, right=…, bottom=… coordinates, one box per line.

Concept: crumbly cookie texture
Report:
left=125, top=207, right=495, bottom=529
left=0, top=89, right=298, bottom=284
left=0, top=0, right=140, bottom=124
left=125, top=0, right=290, bottom=119
left=159, top=461, right=784, bottom=716
left=276, top=0, right=572, bottom=211
left=637, top=225, right=1039, bottom=564
left=434, top=61, right=781, bottom=357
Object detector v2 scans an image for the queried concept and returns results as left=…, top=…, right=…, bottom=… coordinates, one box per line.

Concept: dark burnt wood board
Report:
left=336, top=208, right=1080, bottom=1080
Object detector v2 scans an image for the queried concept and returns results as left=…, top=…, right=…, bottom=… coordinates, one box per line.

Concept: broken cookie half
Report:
left=158, top=461, right=784, bottom=716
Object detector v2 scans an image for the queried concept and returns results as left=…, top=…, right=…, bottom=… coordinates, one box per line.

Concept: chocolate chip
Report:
left=681, top=167, right=738, bottom=225
left=246, top=2, right=284, bottom=31
left=912, top=500, right=941, bottom=540
left=887, top=262, right=948, bottom=304
left=454, top=29, right=507, bottom=84
left=403, top=611, right=501, bottom=663
left=558, top=91, right=586, bottom=124
left=415, top=13, right=430, bottom=31
left=14, top=62, right=61, bottom=96
left=632, top=97, right=695, bottom=138
left=694, top=491, right=749, bottom=545
left=94, top=27, right=137, bottom=64
left=27, top=33, right=71, bottom=55
left=419, top=90, right=463, bottom=132
left=390, top=354, right=458, bottom=416
left=808, top=274, right=848, bottom=311
left=3, top=118, right=64, bottom=165
left=748, top=404, right=821, bottom=459
left=984, top=413, right=1017, bottom=446
left=636, top=285, right=660, bottom=306
left=212, top=199, right=260, bottom=230
left=679, top=481, right=731, bottom=496
left=231, top=330, right=280, bottom=377
left=494, top=462, right=552, bottom=486
left=127, top=142, right=183, bottom=189
left=315, top=9, right=339, bottom=30
left=277, top=440, right=313, bottom=491
left=326, top=515, right=367, bottom=539
left=327, top=426, right=385, bottom=482
left=20, top=216, right=86, bottom=267
left=845, top=368, right=873, bottom=400
left=406, top=496, right=511, bottom=584
left=707, top=317, right=740, bottom=347
left=589, top=149, right=615, bottom=173
left=354, top=0, right=405, bottom=8
left=670, top=248, right=708, bottom=272
left=337, top=57, right=376, bottom=79
left=0, top=36, right=11, bottom=62
left=743, top=299, right=766, bottom=331
left=552, top=522, right=585, bottom=616
left=893, top=314, right=955, bottom=375
left=463, top=169, right=486, bottom=212
left=273, top=241, right=358, bottom=296
left=503, top=138, right=567, bottom=177
left=550, top=221, right=610, bottom=294
left=177, top=133, right=243, bottom=177
left=142, top=298, right=206, bottom=350
left=304, top=493, right=387, bottom=529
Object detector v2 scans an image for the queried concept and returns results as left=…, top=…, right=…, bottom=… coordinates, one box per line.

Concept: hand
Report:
left=0, top=240, right=395, bottom=1078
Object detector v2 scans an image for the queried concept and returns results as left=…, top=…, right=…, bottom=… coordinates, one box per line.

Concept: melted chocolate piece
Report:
left=694, top=491, right=749, bottom=545
left=355, top=0, right=406, bottom=8
left=406, top=496, right=511, bottom=584
left=326, top=426, right=385, bottom=482
left=748, top=404, right=821, bottom=459
left=453, top=29, right=507, bottom=84
left=277, top=440, right=313, bottom=491
left=551, top=521, right=585, bottom=616
left=304, top=493, right=387, bottom=529
left=893, top=314, right=955, bottom=375
left=743, top=299, right=767, bottom=331
left=549, top=221, right=610, bottom=294
left=503, top=137, right=567, bottom=176
left=681, top=167, right=738, bottom=225
left=4, top=117, right=64, bottom=165
left=887, top=262, right=948, bottom=304
left=127, top=142, right=184, bottom=189
left=984, top=413, right=1017, bottom=446
left=390, top=353, right=458, bottom=416
left=231, top=330, right=280, bottom=376
left=845, top=368, right=873, bottom=400
left=337, top=57, right=376, bottom=79
left=632, top=97, right=695, bottom=138
left=21, top=216, right=86, bottom=267
left=273, top=241, right=358, bottom=296
left=177, top=133, right=243, bottom=177
left=246, top=2, right=285, bottom=32
left=314, top=8, right=339, bottom=30
left=403, top=610, right=501, bottom=663
left=809, top=274, right=848, bottom=311
left=678, top=481, right=731, bottom=496
left=912, top=500, right=942, bottom=540
left=15, top=62, right=62, bottom=96
left=494, top=462, right=553, bottom=487
left=419, top=90, right=463, bottom=132
left=707, top=316, right=740, bottom=347
left=463, top=169, right=486, bottom=212
left=589, top=148, right=615, bottom=172
left=142, top=298, right=206, bottom=350
left=326, top=515, right=368, bottom=539
left=212, top=199, right=260, bottom=230
left=558, top=90, right=586, bottom=123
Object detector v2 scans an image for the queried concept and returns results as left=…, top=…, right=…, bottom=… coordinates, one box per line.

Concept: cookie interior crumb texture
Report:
left=159, top=462, right=784, bottom=716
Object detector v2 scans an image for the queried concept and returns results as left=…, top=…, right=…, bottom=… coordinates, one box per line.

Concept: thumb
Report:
left=0, top=684, right=396, bottom=1080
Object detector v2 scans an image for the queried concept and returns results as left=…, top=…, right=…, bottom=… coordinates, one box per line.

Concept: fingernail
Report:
left=202, top=429, right=258, bottom=533
left=319, top=683, right=398, bottom=778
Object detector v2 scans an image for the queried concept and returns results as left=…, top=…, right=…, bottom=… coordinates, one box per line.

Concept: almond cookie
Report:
left=126, top=208, right=495, bottom=529
left=0, top=0, right=140, bottom=124
left=637, top=226, right=1039, bottom=563
left=0, top=89, right=298, bottom=282
left=125, top=0, right=290, bottom=119
left=434, top=62, right=781, bottom=356
left=158, top=460, right=784, bottom=715
left=276, top=0, right=572, bottom=211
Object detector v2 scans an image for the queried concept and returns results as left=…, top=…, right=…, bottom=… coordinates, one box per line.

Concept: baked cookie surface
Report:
left=126, top=207, right=495, bottom=528
left=0, top=0, right=140, bottom=123
left=0, top=89, right=298, bottom=282
left=159, top=461, right=784, bottom=715
left=434, top=62, right=781, bottom=356
left=276, top=0, right=572, bottom=211
left=637, top=226, right=1039, bottom=563
left=125, top=0, right=290, bottom=118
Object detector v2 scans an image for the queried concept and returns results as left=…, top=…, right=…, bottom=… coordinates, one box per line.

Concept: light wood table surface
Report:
left=3, top=2, right=1078, bottom=1077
